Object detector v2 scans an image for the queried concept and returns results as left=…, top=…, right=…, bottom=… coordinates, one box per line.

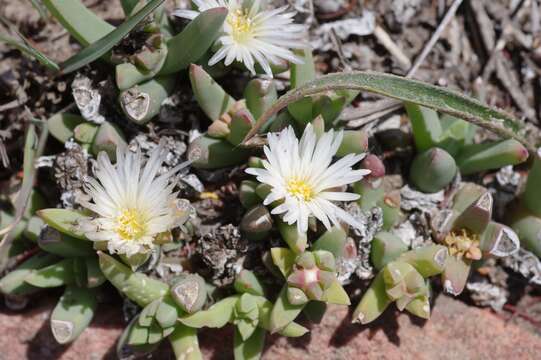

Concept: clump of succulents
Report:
left=2, top=0, right=541, bottom=358
left=405, top=103, right=529, bottom=193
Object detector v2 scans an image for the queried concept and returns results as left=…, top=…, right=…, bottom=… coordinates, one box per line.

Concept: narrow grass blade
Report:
left=60, top=0, right=166, bottom=74
left=0, top=33, right=59, bottom=71
left=244, top=72, right=533, bottom=153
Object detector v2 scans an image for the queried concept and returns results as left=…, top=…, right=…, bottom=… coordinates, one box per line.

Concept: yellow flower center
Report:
left=116, top=209, right=146, bottom=241
left=444, top=229, right=482, bottom=260
left=227, top=9, right=254, bottom=43
left=286, top=178, right=314, bottom=201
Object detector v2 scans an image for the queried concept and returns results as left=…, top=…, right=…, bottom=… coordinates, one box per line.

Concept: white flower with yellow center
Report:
left=246, top=125, right=371, bottom=233
left=78, top=144, right=189, bottom=256
left=173, top=0, right=306, bottom=76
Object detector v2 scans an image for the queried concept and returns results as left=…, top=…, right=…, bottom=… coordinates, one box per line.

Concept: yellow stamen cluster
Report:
left=227, top=9, right=254, bottom=42
left=444, top=229, right=482, bottom=261
left=116, top=209, right=146, bottom=241
left=286, top=178, right=314, bottom=201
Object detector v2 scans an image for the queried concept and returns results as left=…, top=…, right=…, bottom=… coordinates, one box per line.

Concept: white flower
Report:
left=246, top=125, right=371, bottom=233
left=173, top=0, right=306, bottom=76
left=78, top=144, right=189, bottom=256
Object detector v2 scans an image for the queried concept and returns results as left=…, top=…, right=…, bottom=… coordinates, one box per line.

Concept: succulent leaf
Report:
left=456, top=139, right=528, bottom=175
left=189, top=64, right=236, bottom=121
left=38, top=226, right=94, bottom=257
left=234, top=326, right=266, bottom=360
left=405, top=103, right=442, bottom=152
left=234, top=270, right=266, bottom=297
left=0, top=252, right=58, bottom=295
left=353, top=272, right=392, bottom=324
left=170, top=273, right=207, bottom=314
left=410, top=148, right=457, bottom=193
left=169, top=324, right=203, bottom=360
left=269, top=285, right=305, bottom=334
left=398, top=245, right=448, bottom=278
left=277, top=219, right=307, bottom=254
left=37, top=208, right=88, bottom=240
left=312, top=226, right=347, bottom=258
left=25, top=258, right=75, bottom=288
left=188, top=135, right=250, bottom=169
left=50, top=286, right=97, bottom=344
left=370, top=231, right=408, bottom=271
left=179, top=295, right=240, bottom=328
left=98, top=252, right=169, bottom=307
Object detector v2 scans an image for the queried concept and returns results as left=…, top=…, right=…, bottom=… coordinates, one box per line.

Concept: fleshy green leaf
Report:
left=47, top=113, right=85, bottom=143
left=352, top=271, right=392, bottom=324
left=50, top=286, right=97, bottom=344
left=169, top=324, right=203, bottom=360
left=269, top=285, right=305, bottom=333
left=25, top=258, right=75, bottom=288
left=98, top=252, right=169, bottom=307
left=159, top=8, right=228, bottom=75
left=37, top=208, right=88, bottom=239
left=179, top=296, right=240, bottom=328
left=323, top=281, right=350, bottom=305
left=0, top=252, right=58, bottom=295
left=234, top=326, right=265, bottom=360
left=270, top=247, right=296, bottom=278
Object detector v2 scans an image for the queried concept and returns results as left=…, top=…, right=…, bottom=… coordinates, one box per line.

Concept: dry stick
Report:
left=373, top=25, right=412, bottom=69
left=344, top=0, right=464, bottom=125
left=481, top=0, right=526, bottom=82
left=330, top=28, right=353, bottom=72
left=532, top=0, right=540, bottom=35
left=406, top=0, right=464, bottom=77
left=496, top=56, right=536, bottom=120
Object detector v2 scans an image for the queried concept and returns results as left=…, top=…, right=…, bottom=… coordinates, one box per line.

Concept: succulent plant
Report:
left=177, top=270, right=307, bottom=360
left=3, top=0, right=540, bottom=357
left=0, top=207, right=105, bottom=344
left=431, top=183, right=520, bottom=295
left=406, top=103, right=529, bottom=193
left=354, top=244, right=448, bottom=324
left=269, top=248, right=349, bottom=333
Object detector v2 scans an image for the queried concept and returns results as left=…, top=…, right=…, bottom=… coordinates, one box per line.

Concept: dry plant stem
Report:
left=481, top=0, right=526, bottom=82
left=0, top=121, right=48, bottom=271
left=373, top=25, right=411, bottom=69
left=329, top=29, right=352, bottom=71
left=531, top=0, right=540, bottom=35
left=344, top=0, right=464, bottom=124
left=244, top=72, right=535, bottom=153
left=496, top=57, right=536, bottom=120
left=406, top=0, right=464, bottom=77
left=344, top=101, right=403, bottom=128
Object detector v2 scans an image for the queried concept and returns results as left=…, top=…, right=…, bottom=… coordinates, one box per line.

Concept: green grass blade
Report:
left=244, top=71, right=534, bottom=153
left=0, top=33, right=59, bottom=71
left=60, top=0, right=166, bottom=74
